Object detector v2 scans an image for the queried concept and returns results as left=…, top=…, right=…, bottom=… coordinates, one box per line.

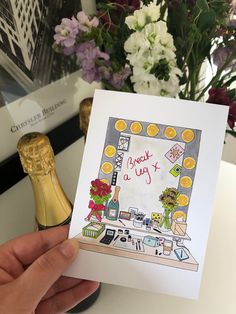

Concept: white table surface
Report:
left=0, top=138, right=235, bottom=314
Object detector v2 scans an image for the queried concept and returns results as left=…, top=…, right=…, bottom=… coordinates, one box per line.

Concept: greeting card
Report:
left=67, top=90, right=228, bottom=299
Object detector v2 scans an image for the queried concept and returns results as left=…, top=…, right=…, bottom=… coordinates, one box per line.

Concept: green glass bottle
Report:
left=17, top=132, right=100, bottom=313
left=106, top=186, right=120, bottom=220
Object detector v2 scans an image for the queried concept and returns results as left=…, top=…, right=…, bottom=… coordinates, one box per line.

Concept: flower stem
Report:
left=196, top=53, right=236, bottom=101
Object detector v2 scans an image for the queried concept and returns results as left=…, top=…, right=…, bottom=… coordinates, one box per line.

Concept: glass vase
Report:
left=159, top=208, right=172, bottom=231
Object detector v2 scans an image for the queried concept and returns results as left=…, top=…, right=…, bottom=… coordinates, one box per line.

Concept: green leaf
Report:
left=160, top=2, right=167, bottom=20
left=167, top=2, right=188, bottom=39
left=224, top=76, right=236, bottom=88
left=227, top=88, right=236, bottom=99
left=197, top=10, right=216, bottom=31
left=196, top=0, right=209, bottom=11
left=226, top=130, right=236, bottom=138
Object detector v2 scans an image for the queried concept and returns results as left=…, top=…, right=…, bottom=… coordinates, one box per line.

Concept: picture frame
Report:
left=0, top=1, right=99, bottom=194
left=118, top=211, right=131, bottom=220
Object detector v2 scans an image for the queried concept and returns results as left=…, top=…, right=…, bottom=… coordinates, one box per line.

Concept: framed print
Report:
left=0, top=0, right=100, bottom=193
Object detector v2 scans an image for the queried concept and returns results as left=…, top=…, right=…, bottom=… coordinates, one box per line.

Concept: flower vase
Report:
left=159, top=208, right=172, bottom=231
left=93, top=203, right=104, bottom=221
left=87, top=200, right=106, bottom=222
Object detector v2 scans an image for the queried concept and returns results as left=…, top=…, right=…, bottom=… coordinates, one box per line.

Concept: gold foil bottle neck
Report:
left=17, top=132, right=55, bottom=175
left=79, top=97, right=93, bottom=136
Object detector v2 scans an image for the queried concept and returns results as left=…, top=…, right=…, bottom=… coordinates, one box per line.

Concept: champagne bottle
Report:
left=106, top=186, right=120, bottom=221
left=17, top=132, right=100, bottom=313
left=17, top=132, right=72, bottom=229
left=79, top=97, right=93, bottom=141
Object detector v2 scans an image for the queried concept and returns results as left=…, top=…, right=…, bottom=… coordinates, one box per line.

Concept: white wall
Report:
left=222, top=133, right=236, bottom=165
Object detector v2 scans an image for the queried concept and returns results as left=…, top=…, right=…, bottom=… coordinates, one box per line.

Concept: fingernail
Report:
left=59, top=239, right=79, bottom=258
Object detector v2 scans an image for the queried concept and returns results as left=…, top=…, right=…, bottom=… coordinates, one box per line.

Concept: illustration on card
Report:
left=76, top=117, right=201, bottom=272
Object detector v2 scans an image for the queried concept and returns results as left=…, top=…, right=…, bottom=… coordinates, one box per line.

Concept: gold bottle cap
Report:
left=17, top=132, right=55, bottom=175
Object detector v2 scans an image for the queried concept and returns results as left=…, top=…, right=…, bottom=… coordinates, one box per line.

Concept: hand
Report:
left=0, top=225, right=99, bottom=314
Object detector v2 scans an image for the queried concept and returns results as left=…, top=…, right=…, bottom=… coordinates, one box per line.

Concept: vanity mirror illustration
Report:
left=76, top=117, right=201, bottom=272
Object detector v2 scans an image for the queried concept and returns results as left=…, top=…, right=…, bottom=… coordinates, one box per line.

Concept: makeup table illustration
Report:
left=75, top=218, right=198, bottom=271
left=75, top=116, right=201, bottom=272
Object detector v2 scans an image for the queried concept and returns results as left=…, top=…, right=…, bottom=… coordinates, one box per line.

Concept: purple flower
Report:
left=76, top=40, right=110, bottom=83
left=109, top=66, right=132, bottom=89
left=230, top=0, right=236, bottom=14
left=212, top=46, right=236, bottom=70
left=230, top=19, right=236, bottom=28
left=113, top=0, right=140, bottom=11
left=77, top=11, right=99, bottom=32
left=54, top=17, right=79, bottom=55
left=98, top=65, right=112, bottom=81
left=207, top=88, right=236, bottom=129
left=228, top=101, right=236, bottom=129
left=207, top=88, right=231, bottom=106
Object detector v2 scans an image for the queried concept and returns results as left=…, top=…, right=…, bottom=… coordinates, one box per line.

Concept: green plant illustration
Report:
left=159, top=187, right=180, bottom=230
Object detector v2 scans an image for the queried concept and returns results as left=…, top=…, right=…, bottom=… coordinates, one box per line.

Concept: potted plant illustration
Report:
left=87, top=179, right=111, bottom=222
left=159, top=187, right=180, bottom=231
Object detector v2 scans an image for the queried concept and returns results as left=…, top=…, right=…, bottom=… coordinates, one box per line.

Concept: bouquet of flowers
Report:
left=87, top=178, right=111, bottom=221
left=159, top=187, right=180, bottom=230
left=53, top=0, right=236, bottom=136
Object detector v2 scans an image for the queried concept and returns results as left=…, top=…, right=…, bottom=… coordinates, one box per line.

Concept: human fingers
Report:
left=14, top=238, right=79, bottom=308
left=2, top=226, right=69, bottom=269
left=42, top=276, right=83, bottom=300
left=0, top=269, right=14, bottom=285
left=36, top=280, right=100, bottom=314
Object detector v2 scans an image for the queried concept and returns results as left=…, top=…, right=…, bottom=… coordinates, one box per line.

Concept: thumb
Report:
left=16, top=238, right=79, bottom=306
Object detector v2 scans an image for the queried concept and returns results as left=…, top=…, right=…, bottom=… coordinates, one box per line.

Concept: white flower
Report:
left=151, top=44, right=176, bottom=62
left=127, top=51, right=149, bottom=67
left=160, top=33, right=175, bottom=50
left=143, top=21, right=167, bottom=46
left=170, top=64, right=182, bottom=77
left=125, top=16, right=138, bottom=30
left=129, top=52, right=182, bottom=97
left=135, top=80, right=164, bottom=96
left=159, top=76, right=181, bottom=97
left=132, top=65, right=155, bottom=82
left=142, top=1, right=161, bottom=22
left=133, top=80, right=161, bottom=95
left=124, top=32, right=149, bottom=54
left=125, top=10, right=146, bottom=30
left=125, top=1, right=160, bottom=31
left=133, top=73, right=180, bottom=97
left=135, top=55, right=155, bottom=73
left=125, top=3, right=182, bottom=98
